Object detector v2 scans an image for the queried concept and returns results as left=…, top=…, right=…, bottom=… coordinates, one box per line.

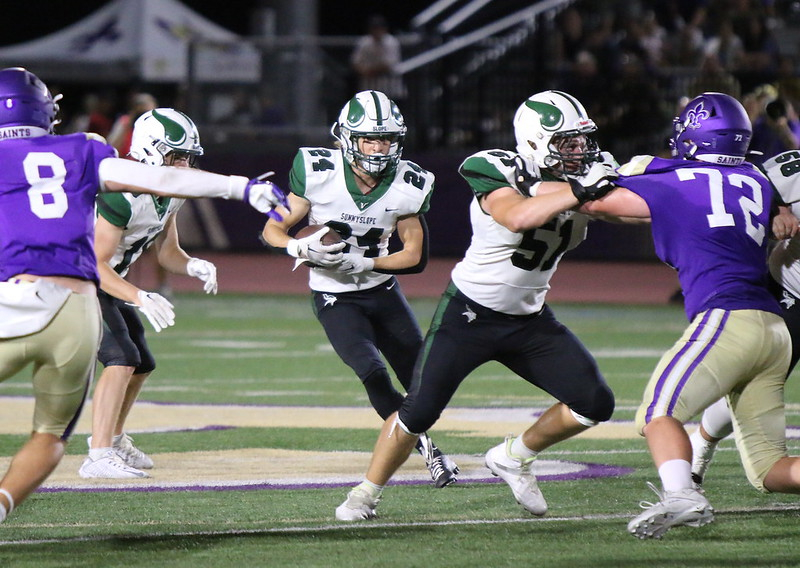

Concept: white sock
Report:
left=701, top=398, right=734, bottom=439
left=357, top=480, right=383, bottom=498
left=89, top=447, right=113, bottom=460
left=659, top=459, right=693, bottom=492
left=0, top=488, right=14, bottom=523
left=510, top=436, right=538, bottom=460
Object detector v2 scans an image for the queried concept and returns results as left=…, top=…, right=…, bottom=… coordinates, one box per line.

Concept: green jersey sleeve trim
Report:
left=96, top=192, right=132, bottom=227
left=459, top=155, right=511, bottom=196
left=418, top=181, right=434, bottom=214
left=289, top=150, right=307, bottom=197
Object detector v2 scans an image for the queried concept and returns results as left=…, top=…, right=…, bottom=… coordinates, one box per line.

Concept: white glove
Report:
left=336, top=253, right=375, bottom=275
left=135, top=290, right=175, bottom=333
left=244, top=173, right=290, bottom=221
left=286, top=227, right=345, bottom=267
left=186, top=257, right=218, bottom=295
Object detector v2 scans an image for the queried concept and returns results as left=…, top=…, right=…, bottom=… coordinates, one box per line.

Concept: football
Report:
left=295, top=224, right=342, bottom=245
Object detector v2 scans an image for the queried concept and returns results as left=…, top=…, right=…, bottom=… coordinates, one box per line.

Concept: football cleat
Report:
left=335, top=487, right=380, bottom=521
left=78, top=449, right=150, bottom=479
left=113, top=433, right=154, bottom=469
left=485, top=437, right=547, bottom=515
left=417, top=433, right=459, bottom=488
left=627, top=482, right=714, bottom=539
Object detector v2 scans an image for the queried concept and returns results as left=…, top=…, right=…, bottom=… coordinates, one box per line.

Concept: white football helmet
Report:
left=332, top=90, right=406, bottom=176
left=513, top=90, right=599, bottom=178
left=129, top=108, right=203, bottom=167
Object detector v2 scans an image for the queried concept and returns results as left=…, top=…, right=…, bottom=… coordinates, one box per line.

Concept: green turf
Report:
left=1, top=294, right=799, bottom=567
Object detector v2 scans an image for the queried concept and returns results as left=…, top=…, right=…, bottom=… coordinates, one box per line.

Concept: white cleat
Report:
left=113, top=433, right=154, bottom=469
left=485, top=437, right=547, bottom=516
left=78, top=449, right=150, bottom=479
left=335, top=487, right=380, bottom=521
left=628, top=482, right=714, bottom=539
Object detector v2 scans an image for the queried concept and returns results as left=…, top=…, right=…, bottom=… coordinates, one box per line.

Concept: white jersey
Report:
left=451, top=149, right=588, bottom=315
left=289, top=147, right=434, bottom=293
left=95, top=191, right=184, bottom=277
left=764, top=151, right=800, bottom=298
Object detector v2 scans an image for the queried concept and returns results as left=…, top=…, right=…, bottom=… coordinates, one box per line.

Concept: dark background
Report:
left=0, top=1, right=432, bottom=45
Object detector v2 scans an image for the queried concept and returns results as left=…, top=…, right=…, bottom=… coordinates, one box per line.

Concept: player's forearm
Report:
left=97, top=264, right=141, bottom=304
left=98, top=158, right=248, bottom=200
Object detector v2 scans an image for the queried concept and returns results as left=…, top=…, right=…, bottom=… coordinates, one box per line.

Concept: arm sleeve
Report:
left=374, top=215, right=429, bottom=275
left=98, top=157, right=248, bottom=200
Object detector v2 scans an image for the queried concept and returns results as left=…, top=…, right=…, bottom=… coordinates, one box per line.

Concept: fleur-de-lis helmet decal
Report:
left=670, top=92, right=751, bottom=164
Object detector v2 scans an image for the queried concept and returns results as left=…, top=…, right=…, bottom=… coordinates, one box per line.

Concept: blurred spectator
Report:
left=703, top=18, right=744, bottom=71
left=606, top=50, right=670, bottom=159
left=750, top=96, right=800, bottom=165
left=665, top=7, right=707, bottom=67
left=775, top=54, right=800, bottom=107
left=640, top=9, right=668, bottom=67
left=687, top=53, right=742, bottom=99
left=734, top=13, right=780, bottom=91
left=552, top=7, right=587, bottom=71
left=742, top=83, right=778, bottom=122
left=351, top=15, right=405, bottom=101
left=561, top=50, right=612, bottom=140
left=65, top=92, right=115, bottom=137
left=108, top=92, right=157, bottom=157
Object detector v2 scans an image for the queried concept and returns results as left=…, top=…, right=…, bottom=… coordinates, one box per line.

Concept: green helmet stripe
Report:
left=370, top=91, right=384, bottom=126
left=151, top=109, right=187, bottom=146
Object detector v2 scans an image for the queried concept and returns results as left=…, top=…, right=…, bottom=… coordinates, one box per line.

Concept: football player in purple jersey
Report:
left=0, top=67, right=288, bottom=523
left=689, top=149, right=800, bottom=487
left=577, top=93, right=800, bottom=539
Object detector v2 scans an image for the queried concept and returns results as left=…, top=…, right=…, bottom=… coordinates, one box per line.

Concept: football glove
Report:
left=134, top=290, right=175, bottom=333
left=286, top=227, right=345, bottom=267
left=244, top=172, right=290, bottom=221
left=568, top=159, right=619, bottom=204
left=336, top=254, right=375, bottom=275
left=186, top=257, right=218, bottom=295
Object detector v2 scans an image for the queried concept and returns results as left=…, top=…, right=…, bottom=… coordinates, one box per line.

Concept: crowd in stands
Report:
left=548, top=0, right=800, bottom=161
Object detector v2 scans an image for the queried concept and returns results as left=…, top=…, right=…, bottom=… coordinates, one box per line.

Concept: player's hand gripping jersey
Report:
left=453, top=149, right=588, bottom=315
left=289, top=147, right=434, bottom=293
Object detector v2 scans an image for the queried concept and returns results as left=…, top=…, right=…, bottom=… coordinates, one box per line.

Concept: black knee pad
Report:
left=362, top=369, right=405, bottom=420
left=580, top=382, right=615, bottom=423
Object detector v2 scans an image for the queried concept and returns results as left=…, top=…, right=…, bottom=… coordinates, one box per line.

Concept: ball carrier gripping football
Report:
left=289, top=225, right=345, bottom=269
left=262, top=90, right=459, bottom=489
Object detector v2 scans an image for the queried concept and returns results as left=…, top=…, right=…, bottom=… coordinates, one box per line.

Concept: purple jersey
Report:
left=616, top=156, right=781, bottom=320
left=0, top=132, right=115, bottom=284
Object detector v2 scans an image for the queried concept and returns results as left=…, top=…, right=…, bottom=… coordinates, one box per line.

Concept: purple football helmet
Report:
left=670, top=92, right=751, bottom=165
left=0, top=67, right=59, bottom=132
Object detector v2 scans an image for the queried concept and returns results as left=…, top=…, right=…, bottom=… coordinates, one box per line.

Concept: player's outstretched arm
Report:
left=97, top=158, right=290, bottom=218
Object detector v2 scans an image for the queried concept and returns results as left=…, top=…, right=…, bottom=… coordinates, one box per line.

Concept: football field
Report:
left=1, top=294, right=799, bottom=567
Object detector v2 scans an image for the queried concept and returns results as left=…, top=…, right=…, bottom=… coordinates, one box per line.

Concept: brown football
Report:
left=295, top=224, right=342, bottom=245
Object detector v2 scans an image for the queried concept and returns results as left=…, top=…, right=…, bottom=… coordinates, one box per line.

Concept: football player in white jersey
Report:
left=263, top=90, right=459, bottom=488
left=335, top=90, right=616, bottom=521
left=690, top=149, right=800, bottom=487
left=79, top=109, right=223, bottom=479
